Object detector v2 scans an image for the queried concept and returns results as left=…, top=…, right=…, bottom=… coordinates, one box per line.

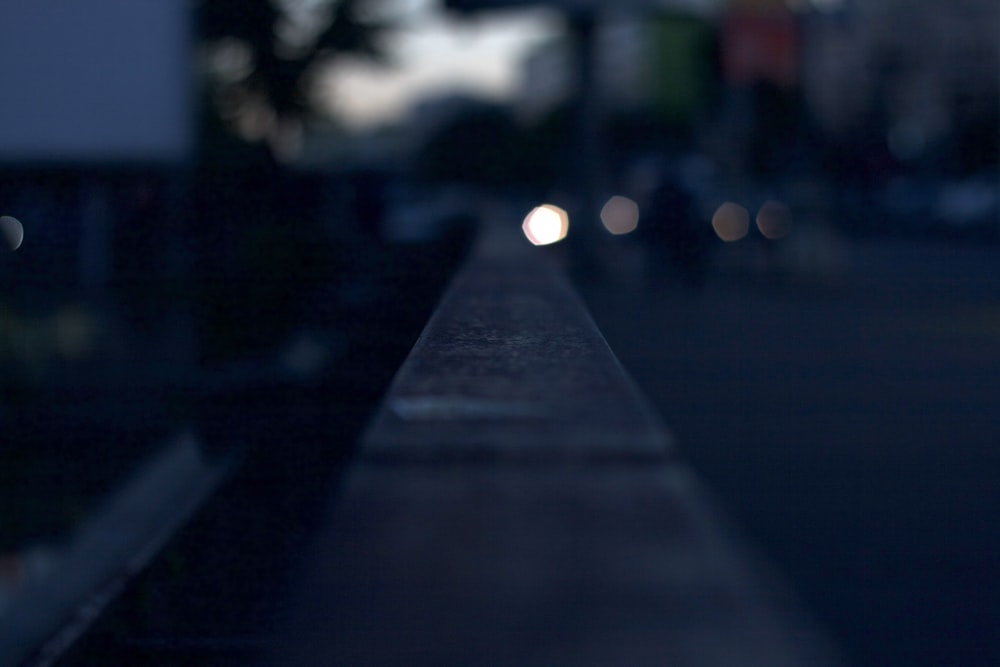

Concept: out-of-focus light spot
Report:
left=711, top=203, right=749, bottom=242
left=236, top=103, right=277, bottom=142
left=207, top=39, right=253, bottom=83
left=756, top=200, right=793, bottom=240
left=0, top=216, right=24, bottom=251
left=522, top=204, right=569, bottom=246
left=600, top=195, right=639, bottom=235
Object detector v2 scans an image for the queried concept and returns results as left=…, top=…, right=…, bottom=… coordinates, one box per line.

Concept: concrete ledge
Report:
left=279, top=465, right=841, bottom=667
left=273, top=218, right=845, bottom=666
left=362, top=222, right=672, bottom=465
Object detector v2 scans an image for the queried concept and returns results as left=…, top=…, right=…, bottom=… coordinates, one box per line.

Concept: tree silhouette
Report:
left=196, top=0, right=386, bottom=144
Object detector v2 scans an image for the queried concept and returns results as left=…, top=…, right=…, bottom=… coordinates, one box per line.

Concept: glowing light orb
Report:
left=600, top=195, right=640, bottom=235
left=522, top=204, right=569, bottom=246
left=756, top=200, right=793, bottom=240
left=0, top=216, right=24, bottom=251
left=711, top=202, right=749, bottom=242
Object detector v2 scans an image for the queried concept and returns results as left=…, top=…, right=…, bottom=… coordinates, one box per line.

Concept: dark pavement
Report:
left=579, top=237, right=1000, bottom=667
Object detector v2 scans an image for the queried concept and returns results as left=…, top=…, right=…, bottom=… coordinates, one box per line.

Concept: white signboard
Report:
left=0, top=1, right=192, bottom=165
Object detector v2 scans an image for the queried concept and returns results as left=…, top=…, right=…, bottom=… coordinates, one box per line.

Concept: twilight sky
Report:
left=317, top=0, right=564, bottom=128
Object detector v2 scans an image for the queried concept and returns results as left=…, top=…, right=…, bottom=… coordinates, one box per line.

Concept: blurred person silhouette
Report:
left=634, top=161, right=712, bottom=286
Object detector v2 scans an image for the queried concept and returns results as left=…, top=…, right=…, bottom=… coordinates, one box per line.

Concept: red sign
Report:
left=721, top=9, right=799, bottom=87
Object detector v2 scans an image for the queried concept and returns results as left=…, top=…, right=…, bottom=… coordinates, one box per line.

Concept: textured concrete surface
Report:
left=275, top=465, right=840, bottom=667
left=271, top=222, right=843, bottom=666
left=362, top=253, right=671, bottom=464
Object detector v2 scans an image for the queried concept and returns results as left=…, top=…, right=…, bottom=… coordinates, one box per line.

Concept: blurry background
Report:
left=1, top=0, right=998, bottom=665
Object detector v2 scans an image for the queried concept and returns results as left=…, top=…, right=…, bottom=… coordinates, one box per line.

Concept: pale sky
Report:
left=317, top=0, right=564, bottom=129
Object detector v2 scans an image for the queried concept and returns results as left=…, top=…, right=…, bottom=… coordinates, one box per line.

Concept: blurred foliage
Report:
left=189, top=1, right=390, bottom=365
left=196, top=0, right=388, bottom=146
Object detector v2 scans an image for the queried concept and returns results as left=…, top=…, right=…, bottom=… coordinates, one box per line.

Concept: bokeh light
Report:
left=0, top=216, right=24, bottom=251
left=756, top=200, right=794, bottom=240
left=600, top=195, right=640, bottom=235
left=711, top=202, right=750, bottom=242
left=522, top=204, right=569, bottom=246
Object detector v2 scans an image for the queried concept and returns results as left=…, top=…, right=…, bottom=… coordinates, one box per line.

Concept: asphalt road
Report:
left=580, top=237, right=1000, bottom=667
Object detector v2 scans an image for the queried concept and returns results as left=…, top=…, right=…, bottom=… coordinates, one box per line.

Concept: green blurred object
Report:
left=649, top=14, right=717, bottom=127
